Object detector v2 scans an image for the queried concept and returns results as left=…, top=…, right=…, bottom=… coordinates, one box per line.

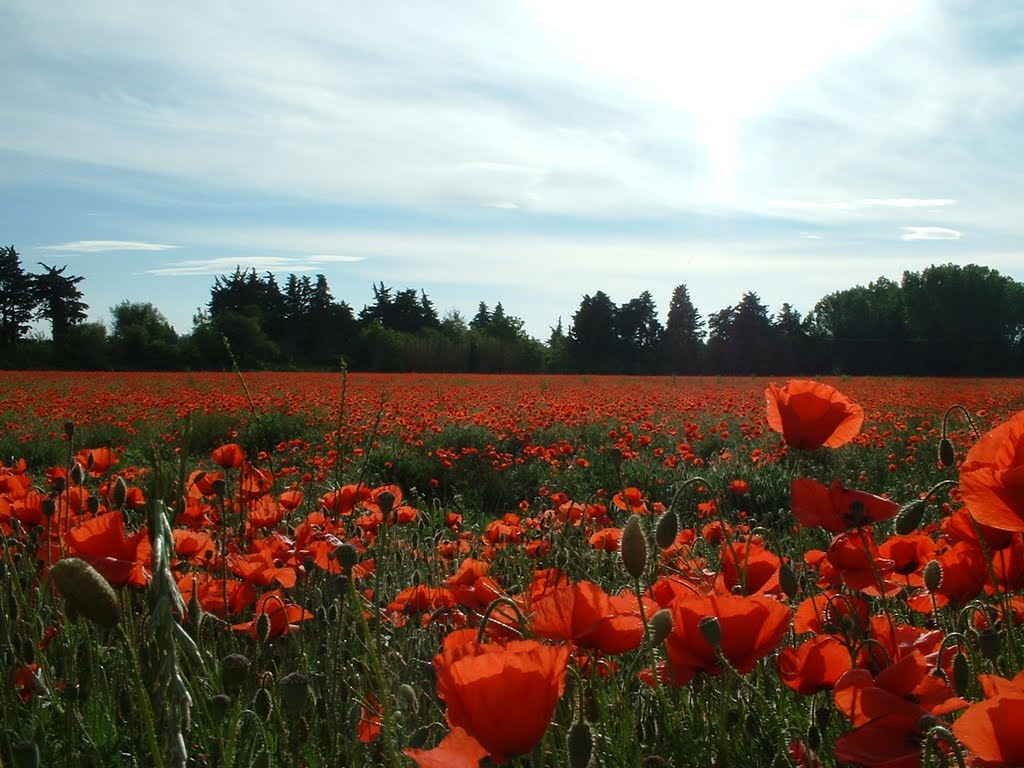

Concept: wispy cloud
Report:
left=901, top=226, right=963, bottom=241
left=147, top=255, right=364, bottom=277
left=42, top=240, right=180, bottom=252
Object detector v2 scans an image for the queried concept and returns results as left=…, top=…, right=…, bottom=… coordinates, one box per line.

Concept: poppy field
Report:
left=3, top=371, right=1024, bottom=767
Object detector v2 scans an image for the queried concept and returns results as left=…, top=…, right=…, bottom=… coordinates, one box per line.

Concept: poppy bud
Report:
left=41, top=498, right=56, bottom=518
left=251, top=748, right=270, bottom=768
left=698, top=616, right=722, bottom=650
left=49, top=557, right=121, bottom=629
left=806, top=724, right=820, bottom=751
left=938, top=438, right=955, bottom=468
left=279, top=671, right=310, bottom=719
left=256, top=613, right=272, bottom=644
left=112, top=476, right=128, bottom=510
left=649, top=608, right=673, bottom=646
left=10, top=741, right=39, bottom=768
left=253, top=686, right=273, bottom=720
left=63, top=421, right=76, bottom=439
left=567, top=720, right=593, bottom=768
left=188, top=587, right=203, bottom=631
left=977, top=628, right=1001, bottom=662
left=655, top=510, right=678, bottom=550
left=398, top=683, right=418, bottom=714
left=211, top=478, right=226, bottom=498
left=209, top=693, right=232, bottom=725
left=70, top=462, right=85, bottom=487
left=779, top=561, right=799, bottom=601
left=895, top=499, right=927, bottom=535
left=620, top=516, right=648, bottom=579
left=221, top=653, right=251, bottom=696
left=952, top=651, right=970, bottom=697
left=86, top=495, right=100, bottom=515
left=923, top=560, right=943, bottom=593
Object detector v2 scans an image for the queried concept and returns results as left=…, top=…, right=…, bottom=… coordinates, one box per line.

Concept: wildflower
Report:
left=959, top=410, right=1024, bottom=531
left=791, top=478, right=900, bottom=532
left=952, top=672, right=1024, bottom=766
left=211, top=442, right=245, bottom=469
left=432, top=630, right=570, bottom=762
left=765, top=379, right=863, bottom=450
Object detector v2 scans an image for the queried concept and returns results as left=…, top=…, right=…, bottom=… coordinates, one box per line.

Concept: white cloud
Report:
left=147, top=254, right=364, bottom=276
left=42, top=240, right=180, bottom=252
left=901, top=226, right=963, bottom=241
left=862, top=198, right=956, bottom=208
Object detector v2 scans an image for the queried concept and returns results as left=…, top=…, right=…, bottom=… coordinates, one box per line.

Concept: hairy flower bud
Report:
left=221, top=653, right=251, bottom=696
left=923, top=560, right=943, bottom=593
left=977, top=628, right=1001, bottom=662
left=649, top=608, right=674, bottom=646
left=655, top=510, right=678, bottom=550
left=567, top=720, right=593, bottom=768
left=938, top=438, right=955, bottom=468
left=620, top=516, right=648, bottom=579
left=895, top=499, right=927, bottom=535
left=699, top=615, right=722, bottom=650
left=952, top=651, right=970, bottom=697
left=49, top=557, right=120, bottom=629
left=279, top=672, right=311, bottom=719
left=779, top=561, right=800, bottom=601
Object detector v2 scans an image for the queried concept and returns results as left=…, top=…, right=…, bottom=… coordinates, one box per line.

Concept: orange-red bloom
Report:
left=211, top=442, right=245, bottom=469
left=791, top=478, right=900, bottom=532
left=432, top=630, right=570, bottom=763
left=660, top=593, right=791, bottom=686
left=959, top=410, right=1024, bottom=531
left=765, top=379, right=863, bottom=450
left=952, top=672, right=1024, bottom=767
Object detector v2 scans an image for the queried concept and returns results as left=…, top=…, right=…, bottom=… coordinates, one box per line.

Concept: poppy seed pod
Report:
left=209, top=693, right=232, bottom=725
left=334, top=542, right=359, bottom=573
left=895, top=499, right=927, bottom=535
left=567, top=720, right=593, bottom=768
left=655, top=510, right=678, bottom=550
left=376, top=490, right=396, bottom=516
left=49, top=557, right=120, bottom=629
left=923, top=560, right=943, bottom=593
left=620, top=516, right=648, bottom=579
left=279, top=671, right=310, bottom=719
left=649, top=608, right=674, bottom=646
left=220, top=653, right=251, bottom=696
left=938, top=437, right=955, bottom=468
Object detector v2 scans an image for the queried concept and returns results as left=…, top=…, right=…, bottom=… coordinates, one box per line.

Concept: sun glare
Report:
left=527, top=0, right=918, bottom=200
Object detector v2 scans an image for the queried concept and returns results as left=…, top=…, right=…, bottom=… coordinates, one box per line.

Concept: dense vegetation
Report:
left=3, top=245, right=1024, bottom=374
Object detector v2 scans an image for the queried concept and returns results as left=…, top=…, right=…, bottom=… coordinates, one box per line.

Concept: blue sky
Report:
left=3, top=1, right=1023, bottom=339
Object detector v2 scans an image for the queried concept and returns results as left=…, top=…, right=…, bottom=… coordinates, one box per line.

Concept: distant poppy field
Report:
left=3, top=371, right=1024, bottom=767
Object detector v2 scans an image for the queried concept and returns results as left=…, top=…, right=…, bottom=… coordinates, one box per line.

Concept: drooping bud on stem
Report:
left=279, top=671, right=310, bottom=719
left=699, top=615, right=722, bottom=650
left=779, top=561, right=800, bottom=601
left=620, top=516, right=648, bottom=579
left=567, top=720, right=593, bottom=768
left=895, top=499, right=927, bottom=535
left=649, top=608, right=674, bottom=646
left=655, top=510, right=678, bottom=550
left=49, top=557, right=121, bottom=629
left=923, top=560, right=943, bottom=593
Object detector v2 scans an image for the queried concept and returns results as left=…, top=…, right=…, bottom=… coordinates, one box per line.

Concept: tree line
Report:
left=2, top=244, right=1022, bottom=375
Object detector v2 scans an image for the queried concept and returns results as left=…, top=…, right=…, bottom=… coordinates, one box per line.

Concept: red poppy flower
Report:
left=612, top=487, right=648, bottom=514
left=953, top=692, right=1024, bottom=766
left=432, top=631, right=570, bottom=763
left=211, top=443, right=245, bottom=469
left=405, top=726, right=489, bottom=768
left=178, top=573, right=256, bottom=618
left=765, top=379, right=864, bottom=450
left=76, top=446, right=119, bottom=476
left=530, top=580, right=650, bottom=656
left=959, top=410, right=1024, bottom=531
left=776, top=634, right=852, bottom=696
left=588, top=527, right=622, bottom=552
left=660, top=593, right=791, bottom=686
left=791, top=478, right=899, bottom=532
left=230, top=589, right=312, bottom=639
left=64, top=511, right=148, bottom=587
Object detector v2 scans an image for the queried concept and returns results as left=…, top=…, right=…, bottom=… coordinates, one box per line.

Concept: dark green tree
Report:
left=569, top=291, right=619, bottom=373
left=617, top=290, right=663, bottom=373
left=662, top=284, right=704, bottom=374
left=110, top=301, right=182, bottom=369
left=33, top=263, right=88, bottom=341
left=0, top=246, right=36, bottom=348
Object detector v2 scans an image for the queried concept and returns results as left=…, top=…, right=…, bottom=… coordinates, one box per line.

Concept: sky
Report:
left=3, top=1, right=1023, bottom=339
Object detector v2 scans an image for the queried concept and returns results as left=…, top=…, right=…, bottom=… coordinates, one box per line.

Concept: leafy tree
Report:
left=469, top=302, right=491, bottom=332
left=662, top=284, right=704, bottom=374
left=0, top=245, right=36, bottom=348
left=33, top=263, right=88, bottom=341
left=706, top=292, right=776, bottom=374
left=110, top=301, right=181, bottom=369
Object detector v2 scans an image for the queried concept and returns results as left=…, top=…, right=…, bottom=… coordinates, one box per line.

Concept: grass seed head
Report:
left=49, top=557, right=121, bottom=629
